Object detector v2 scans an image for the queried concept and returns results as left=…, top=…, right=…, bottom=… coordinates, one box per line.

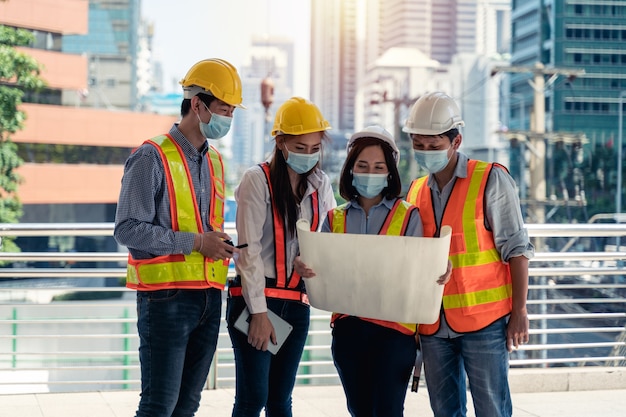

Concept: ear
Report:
left=452, top=134, right=463, bottom=150
left=191, top=96, right=201, bottom=113
left=275, top=136, right=284, bottom=150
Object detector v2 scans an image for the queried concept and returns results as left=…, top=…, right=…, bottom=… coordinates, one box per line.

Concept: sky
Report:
left=142, top=0, right=312, bottom=96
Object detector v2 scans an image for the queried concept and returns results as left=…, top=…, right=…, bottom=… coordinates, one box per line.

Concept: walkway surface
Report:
left=2, top=385, right=626, bottom=417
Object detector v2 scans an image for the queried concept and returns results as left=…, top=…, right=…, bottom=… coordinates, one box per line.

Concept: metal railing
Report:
left=0, top=221, right=625, bottom=393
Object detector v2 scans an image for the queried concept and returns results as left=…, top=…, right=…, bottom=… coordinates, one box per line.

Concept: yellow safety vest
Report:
left=126, top=134, right=229, bottom=291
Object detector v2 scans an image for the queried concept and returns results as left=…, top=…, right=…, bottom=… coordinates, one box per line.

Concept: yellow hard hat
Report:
left=271, top=97, right=331, bottom=136
left=179, top=58, right=245, bottom=108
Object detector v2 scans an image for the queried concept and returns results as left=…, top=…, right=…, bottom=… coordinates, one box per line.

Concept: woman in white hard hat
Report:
left=226, top=97, right=337, bottom=417
left=296, top=125, right=450, bottom=417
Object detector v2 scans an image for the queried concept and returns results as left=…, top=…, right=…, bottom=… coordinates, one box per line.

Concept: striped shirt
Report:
left=114, top=124, right=214, bottom=260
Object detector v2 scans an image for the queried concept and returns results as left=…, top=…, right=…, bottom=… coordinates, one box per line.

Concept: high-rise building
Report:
left=510, top=0, right=626, bottom=220
left=380, top=0, right=478, bottom=65
left=62, top=0, right=142, bottom=110
left=311, top=0, right=511, bottom=168
left=511, top=1, right=626, bottom=144
left=2, top=0, right=176, bottom=255
left=310, top=0, right=360, bottom=134
left=229, top=35, right=296, bottom=184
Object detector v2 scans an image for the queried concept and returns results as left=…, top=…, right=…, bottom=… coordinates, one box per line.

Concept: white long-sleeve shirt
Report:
left=234, top=164, right=337, bottom=313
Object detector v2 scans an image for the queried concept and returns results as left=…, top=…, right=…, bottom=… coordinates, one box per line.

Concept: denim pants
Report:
left=134, top=288, right=222, bottom=417
left=331, top=316, right=417, bottom=417
left=226, top=295, right=310, bottom=417
left=420, top=317, right=512, bottom=417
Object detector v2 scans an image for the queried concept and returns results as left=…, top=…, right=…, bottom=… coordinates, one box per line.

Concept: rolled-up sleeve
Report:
left=485, top=166, right=535, bottom=262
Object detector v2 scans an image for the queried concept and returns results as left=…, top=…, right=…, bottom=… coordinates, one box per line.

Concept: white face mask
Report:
left=284, top=149, right=320, bottom=174
left=413, top=147, right=451, bottom=173
left=198, top=102, right=232, bottom=139
left=352, top=173, right=388, bottom=198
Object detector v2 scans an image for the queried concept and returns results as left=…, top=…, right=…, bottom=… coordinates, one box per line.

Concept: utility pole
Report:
left=493, top=63, right=585, bottom=365
left=369, top=79, right=419, bottom=191
left=492, top=62, right=585, bottom=226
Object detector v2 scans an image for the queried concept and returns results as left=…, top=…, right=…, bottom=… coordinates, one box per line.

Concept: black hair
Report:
left=269, top=133, right=327, bottom=237
left=339, top=137, right=401, bottom=201
left=180, top=93, right=216, bottom=117
left=442, top=128, right=460, bottom=142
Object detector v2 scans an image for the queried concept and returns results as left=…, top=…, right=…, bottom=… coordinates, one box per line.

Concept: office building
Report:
left=510, top=0, right=626, bottom=220
left=62, top=0, right=142, bottom=110
left=310, top=0, right=360, bottom=134
left=1, top=0, right=176, bottom=256
left=229, top=35, right=295, bottom=184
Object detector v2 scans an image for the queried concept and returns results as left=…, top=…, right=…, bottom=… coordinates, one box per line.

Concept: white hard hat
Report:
left=347, top=125, right=399, bottom=164
left=403, top=91, right=465, bottom=135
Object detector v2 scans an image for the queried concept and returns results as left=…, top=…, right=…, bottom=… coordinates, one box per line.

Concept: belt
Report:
left=228, top=278, right=309, bottom=305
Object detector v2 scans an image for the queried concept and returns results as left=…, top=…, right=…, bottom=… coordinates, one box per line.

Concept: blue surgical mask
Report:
left=352, top=173, right=388, bottom=198
left=285, top=149, right=320, bottom=174
left=198, top=104, right=232, bottom=139
left=413, top=148, right=451, bottom=173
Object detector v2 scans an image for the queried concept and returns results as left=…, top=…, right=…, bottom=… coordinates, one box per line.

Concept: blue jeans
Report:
left=226, top=296, right=310, bottom=417
left=331, top=317, right=417, bottom=417
left=420, top=317, right=512, bottom=417
left=135, top=288, right=222, bottom=417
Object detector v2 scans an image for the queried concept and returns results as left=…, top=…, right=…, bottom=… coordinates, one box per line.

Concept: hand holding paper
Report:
left=296, top=219, right=452, bottom=324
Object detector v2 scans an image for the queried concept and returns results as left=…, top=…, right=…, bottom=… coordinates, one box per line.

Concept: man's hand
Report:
left=507, top=308, right=529, bottom=352
left=437, top=260, right=453, bottom=285
left=195, top=232, right=240, bottom=260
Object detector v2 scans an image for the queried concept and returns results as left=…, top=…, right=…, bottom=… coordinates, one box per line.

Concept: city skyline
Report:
left=142, top=0, right=312, bottom=97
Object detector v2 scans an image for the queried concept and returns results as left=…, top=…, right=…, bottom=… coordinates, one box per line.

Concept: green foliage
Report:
left=0, top=25, right=46, bottom=257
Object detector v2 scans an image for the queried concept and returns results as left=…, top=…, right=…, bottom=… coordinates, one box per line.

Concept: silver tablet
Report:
left=233, top=308, right=294, bottom=355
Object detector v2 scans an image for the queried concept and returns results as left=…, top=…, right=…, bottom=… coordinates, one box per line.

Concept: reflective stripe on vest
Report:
left=406, top=160, right=512, bottom=334
left=329, top=199, right=417, bottom=335
left=126, top=134, right=229, bottom=290
left=229, top=162, right=318, bottom=301
left=207, top=144, right=226, bottom=230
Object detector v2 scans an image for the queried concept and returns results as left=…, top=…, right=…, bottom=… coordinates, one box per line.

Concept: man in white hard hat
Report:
left=403, top=92, right=534, bottom=417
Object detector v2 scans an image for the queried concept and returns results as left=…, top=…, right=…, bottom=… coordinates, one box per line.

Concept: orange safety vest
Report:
left=228, top=162, right=319, bottom=303
left=328, top=199, right=418, bottom=335
left=126, top=134, right=229, bottom=291
left=406, top=159, right=512, bottom=335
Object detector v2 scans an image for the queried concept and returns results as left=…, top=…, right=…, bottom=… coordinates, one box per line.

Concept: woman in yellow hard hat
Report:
left=226, top=97, right=337, bottom=416
left=115, top=58, right=244, bottom=417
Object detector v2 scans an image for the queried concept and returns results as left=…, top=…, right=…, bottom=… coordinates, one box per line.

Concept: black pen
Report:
left=235, top=243, right=248, bottom=249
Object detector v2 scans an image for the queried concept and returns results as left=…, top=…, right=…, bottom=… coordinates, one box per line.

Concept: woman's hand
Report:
left=294, top=256, right=316, bottom=278
left=248, top=312, right=276, bottom=351
left=437, top=260, right=452, bottom=285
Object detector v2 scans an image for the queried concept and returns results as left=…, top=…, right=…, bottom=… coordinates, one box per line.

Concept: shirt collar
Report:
left=169, top=123, right=209, bottom=157
left=346, top=196, right=396, bottom=211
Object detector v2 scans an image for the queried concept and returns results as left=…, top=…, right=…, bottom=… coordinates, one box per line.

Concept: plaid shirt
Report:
left=114, top=124, right=215, bottom=260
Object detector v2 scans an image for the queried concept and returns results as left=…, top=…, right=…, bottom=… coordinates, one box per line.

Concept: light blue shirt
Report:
left=321, top=197, right=423, bottom=237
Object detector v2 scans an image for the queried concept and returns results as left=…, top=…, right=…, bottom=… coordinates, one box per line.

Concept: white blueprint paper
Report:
left=296, top=219, right=452, bottom=324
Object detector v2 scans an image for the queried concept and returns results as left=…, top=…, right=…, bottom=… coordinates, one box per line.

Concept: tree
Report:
left=0, top=25, right=46, bottom=253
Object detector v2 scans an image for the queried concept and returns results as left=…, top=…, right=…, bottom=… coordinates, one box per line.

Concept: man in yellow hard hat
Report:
left=114, top=58, right=245, bottom=417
